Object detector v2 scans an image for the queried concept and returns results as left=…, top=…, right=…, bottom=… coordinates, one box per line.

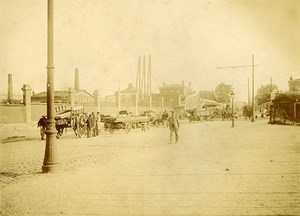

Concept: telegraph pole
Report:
left=248, top=78, right=250, bottom=105
left=42, top=0, right=59, bottom=172
left=251, top=55, right=255, bottom=122
left=149, top=54, right=151, bottom=99
left=143, top=55, right=146, bottom=100
left=216, top=55, right=258, bottom=122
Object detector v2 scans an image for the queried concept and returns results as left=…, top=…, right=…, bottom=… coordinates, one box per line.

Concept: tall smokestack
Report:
left=8, top=74, right=13, bottom=103
left=74, top=68, right=80, bottom=91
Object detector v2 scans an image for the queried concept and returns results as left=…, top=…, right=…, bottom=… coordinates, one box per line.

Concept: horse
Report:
left=243, top=105, right=253, bottom=120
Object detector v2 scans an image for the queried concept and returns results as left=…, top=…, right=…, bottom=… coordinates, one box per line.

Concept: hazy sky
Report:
left=0, top=0, right=299, bottom=101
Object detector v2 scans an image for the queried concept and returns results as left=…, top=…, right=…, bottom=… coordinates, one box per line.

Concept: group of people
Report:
left=38, top=110, right=180, bottom=144
left=85, top=112, right=101, bottom=138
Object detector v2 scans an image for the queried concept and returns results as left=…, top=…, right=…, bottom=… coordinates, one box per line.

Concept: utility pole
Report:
left=143, top=55, right=146, bottom=100
left=149, top=54, right=151, bottom=100
left=43, top=0, right=59, bottom=173
left=251, top=54, right=255, bottom=122
left=118, top=85, right=121, bottom=111
left=248, top=78, right=250, bottom=106
left=138, top=56, right=141, bottom=100
left=216, top=55, right=258, bottom=122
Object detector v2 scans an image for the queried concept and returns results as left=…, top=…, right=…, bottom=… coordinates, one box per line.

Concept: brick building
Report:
left=159, top=81, right=194, bottom=107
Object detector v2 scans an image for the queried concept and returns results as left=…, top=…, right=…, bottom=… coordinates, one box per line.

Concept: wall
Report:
left=0, top=105, right=26, bottom=124
left=0, top=103, right=172, bottom=124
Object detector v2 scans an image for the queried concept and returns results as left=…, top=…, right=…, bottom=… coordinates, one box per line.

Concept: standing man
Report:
left=95, top=112, right=101, bottom=135
left=167, top=111, right=180, bottom=144
left=91, top=112, right=96, bottom=137
left=38, top=115, right=47, bottom=140
left=86, top=114, right=92, bottom=138
left=162, top=111, right=168, bottom=128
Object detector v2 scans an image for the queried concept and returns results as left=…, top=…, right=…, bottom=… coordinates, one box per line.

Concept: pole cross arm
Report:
left=216, top=65, right=258, bottom=69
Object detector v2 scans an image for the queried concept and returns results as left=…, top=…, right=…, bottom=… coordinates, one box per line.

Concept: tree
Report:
left=215, top=82, right=233, bottom=103
left=256, top=83, right=278, bottom=105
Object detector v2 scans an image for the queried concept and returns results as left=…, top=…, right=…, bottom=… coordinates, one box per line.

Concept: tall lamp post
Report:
left=230, top=91, right=235, bottom=128
left=42, top=0, right=59, bottom=172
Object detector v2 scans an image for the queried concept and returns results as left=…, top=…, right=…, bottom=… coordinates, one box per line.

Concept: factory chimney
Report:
left=74, top=68, right=80, bottom=91
left=8, top=74, right=13, bottom=103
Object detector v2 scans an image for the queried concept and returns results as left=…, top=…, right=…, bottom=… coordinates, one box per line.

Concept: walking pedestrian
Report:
left=86, top=114, right=92, bottom=138
left=91, top=112, right=96, bottom=137
left=37, top=115, right=47, bottom=140
left=95, top=112, right=101, bottom=135
left=167, top=111, right=179, bottom=144
left=162, top=111, right=168, bottom=128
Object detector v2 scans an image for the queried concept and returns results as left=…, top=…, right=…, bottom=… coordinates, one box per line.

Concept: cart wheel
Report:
left=109, top=127, right=114, bottom=134
left=104, top=123, right=109, bottom=132
left=77, top=126, right=83, bottom=138
left=125, top=123, right=132, bottom=134
left=141, top=123, right=145, bottom=131
left=145, top=122, right=150, bottom=131
left=56, top=131, right=60, bottom=139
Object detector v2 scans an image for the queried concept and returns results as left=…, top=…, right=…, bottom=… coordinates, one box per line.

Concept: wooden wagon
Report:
left=101, top=111, right=149, bottom=134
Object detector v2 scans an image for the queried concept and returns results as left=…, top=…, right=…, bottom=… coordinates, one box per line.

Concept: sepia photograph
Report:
left=0, top=0, right=299, bottom=215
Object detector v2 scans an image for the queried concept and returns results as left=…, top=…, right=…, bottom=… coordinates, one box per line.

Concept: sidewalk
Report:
left=1, top=120, right=300, bottom=215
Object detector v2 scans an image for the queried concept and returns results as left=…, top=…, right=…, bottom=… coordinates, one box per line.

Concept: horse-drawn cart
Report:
left=101, top=111, right=149, bottom=134
left=54, top=105, right=86, bottom=138
left=186, top=109, right=215, bottom=122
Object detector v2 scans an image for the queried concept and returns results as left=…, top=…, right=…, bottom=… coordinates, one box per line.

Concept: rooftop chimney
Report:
left=8, top=74, right=13, bottom=103
left=75, top=68, right=80, bottom=91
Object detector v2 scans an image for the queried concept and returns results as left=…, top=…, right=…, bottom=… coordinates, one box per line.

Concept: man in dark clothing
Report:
left=86, top=114, right=93, bottom=138
left=38, top=116, right=47, bottom=140
left=91, top=112, right=96, bottom=137
left=167, top=111, right=180, bottom=144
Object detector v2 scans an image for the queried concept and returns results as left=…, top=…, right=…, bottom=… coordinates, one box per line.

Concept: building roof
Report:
left=32, top=90, right=93, bottom=98
left=121, top=86, right=137, bottom=94
left=272, top=92, right=300, bottom=102
left=115, top=83, right=137, bottom=94
left=289, top=78, right=300, bottom=82
left=160, top=84, right=183, bottom=89
left=32, top=91, right=67, bottom=98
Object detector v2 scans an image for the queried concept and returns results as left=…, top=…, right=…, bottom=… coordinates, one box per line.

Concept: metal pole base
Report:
left=42, top=120, right=59, bottom=173
left=42, top=162, right=59, bottom=173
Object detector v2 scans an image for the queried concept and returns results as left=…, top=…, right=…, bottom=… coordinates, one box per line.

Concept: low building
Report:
left=270, top=93, right=300, bottom=124
left=270, top=76, right=300, bottom=124
left=114, top=83, right=138, bottom=107
left=288, top=76, right=300, bottom=92
left=159, top=80, right=194, bottom=107
left=31, top=89, right=94, bottom=105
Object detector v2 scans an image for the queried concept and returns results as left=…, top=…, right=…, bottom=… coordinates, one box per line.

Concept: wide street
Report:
left=0, top=119, right=299, bottom=215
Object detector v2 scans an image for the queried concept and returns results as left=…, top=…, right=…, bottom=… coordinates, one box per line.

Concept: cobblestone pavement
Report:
left=0, top=123, right=163, bottom=187
left=1, top=119, right=300, bottom=215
